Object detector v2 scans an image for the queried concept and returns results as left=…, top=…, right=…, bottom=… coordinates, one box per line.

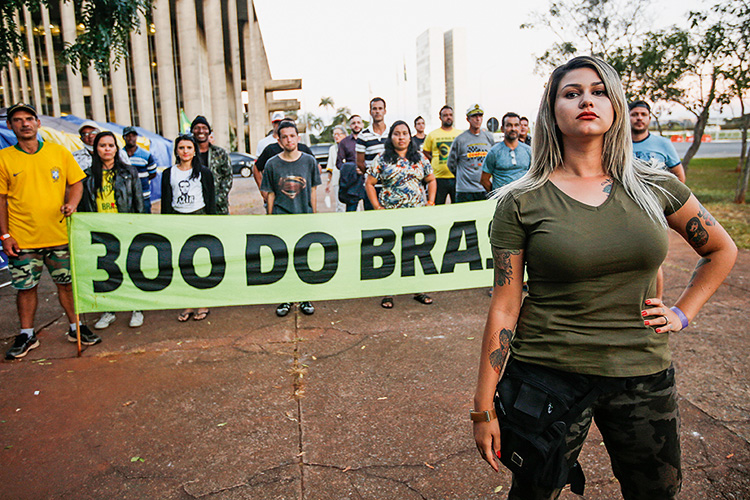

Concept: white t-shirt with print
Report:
left=170, top=167, right=205, bottom=213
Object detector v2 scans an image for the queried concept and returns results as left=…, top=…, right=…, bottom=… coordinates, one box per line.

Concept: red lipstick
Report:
left=577, top=111, right=598, bottom=120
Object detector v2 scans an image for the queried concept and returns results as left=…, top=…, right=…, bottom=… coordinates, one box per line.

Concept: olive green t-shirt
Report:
left=490, top=177, right=691, bottom=377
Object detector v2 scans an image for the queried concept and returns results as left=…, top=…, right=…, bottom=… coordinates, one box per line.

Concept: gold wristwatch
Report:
left=470, top=409, right=497, bottom=422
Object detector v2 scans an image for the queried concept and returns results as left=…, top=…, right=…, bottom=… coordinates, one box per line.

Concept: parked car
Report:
left=230, top=151, right=256, bottom=178
left=309, top=143, right=332, bottom=170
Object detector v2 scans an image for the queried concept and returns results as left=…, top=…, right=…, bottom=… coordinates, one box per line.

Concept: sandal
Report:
left=193, top=309, right=210, bottom=321
left=178, top=310, right=194, bottom=322
left=276, top=302, right=292, bottom=317
left=413, top=293, right=433, bottom=305
left=381, top=297, right=394, bottom=309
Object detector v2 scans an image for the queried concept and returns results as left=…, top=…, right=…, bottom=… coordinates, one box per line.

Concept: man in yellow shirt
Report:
left=0, top=103, right=101, bottom=360
left=422, top=105, right=462, bottom=204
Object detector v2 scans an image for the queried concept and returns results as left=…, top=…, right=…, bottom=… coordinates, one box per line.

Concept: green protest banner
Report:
left=69, top=201, right=496, bottom=313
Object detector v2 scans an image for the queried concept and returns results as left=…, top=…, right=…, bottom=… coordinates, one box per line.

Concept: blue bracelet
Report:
left=670, top=306, right=689, bottom=330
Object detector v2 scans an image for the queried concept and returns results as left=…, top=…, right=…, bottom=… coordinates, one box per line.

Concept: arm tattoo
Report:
left=488, top=328, right=513, bottom=375
left=697, top=204, right=716, bottom=226
left=492, top=247, right=521, bottom=287
left=686, top=217, right=709, bottom=248
left=687, top=257, right=711, bottom=288
left=601, top=177, right=613, bottom=196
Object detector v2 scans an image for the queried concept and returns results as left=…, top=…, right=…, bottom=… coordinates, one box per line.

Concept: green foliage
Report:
left=0, top=0, right=151, bottom=77
left=62, top=0, right=151, bottom=77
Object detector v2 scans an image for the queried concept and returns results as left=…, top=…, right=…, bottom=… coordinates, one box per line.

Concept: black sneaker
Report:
left=5, top=334, right=39, bottom=360
left=276, top=302, right=292, bottom=317
left=300, top=301, right=315, bottom=315
left=67, top=324, right=102, bottom=346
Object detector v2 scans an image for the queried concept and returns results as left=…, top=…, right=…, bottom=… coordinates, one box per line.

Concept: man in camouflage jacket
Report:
left=191, top=116, right=233, bottom=215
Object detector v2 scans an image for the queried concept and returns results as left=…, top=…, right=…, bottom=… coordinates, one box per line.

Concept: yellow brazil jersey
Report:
left=0, top=141, right=86, bottom=249
left=96, top=170, right=118, bottom=213
left=422, top=127, right=462, bottom=179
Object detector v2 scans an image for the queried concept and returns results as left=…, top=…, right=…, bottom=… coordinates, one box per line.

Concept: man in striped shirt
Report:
left=356, top=97, right=388, bottom=210
left=123, top=126, right=157, bottom=213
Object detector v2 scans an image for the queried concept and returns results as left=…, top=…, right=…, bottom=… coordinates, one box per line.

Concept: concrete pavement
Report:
left=0, top=177, right=748, bottom=499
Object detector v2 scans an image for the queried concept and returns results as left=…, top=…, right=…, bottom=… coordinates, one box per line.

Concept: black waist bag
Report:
left=493, top=359, right=604, bottom=495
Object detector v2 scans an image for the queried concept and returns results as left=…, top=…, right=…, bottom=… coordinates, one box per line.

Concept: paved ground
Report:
left=0, top=177, right=748, bottom=499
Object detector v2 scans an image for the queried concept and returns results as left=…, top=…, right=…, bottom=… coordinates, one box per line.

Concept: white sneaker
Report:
left=94, top=312, right=116, bottom=330
left=129, top=311, right=144, bottom=328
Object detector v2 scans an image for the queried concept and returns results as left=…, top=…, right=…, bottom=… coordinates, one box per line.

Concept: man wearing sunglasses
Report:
left=481, top=112, right=531, bottom=192
left=72, top=120, right=131, bottom=174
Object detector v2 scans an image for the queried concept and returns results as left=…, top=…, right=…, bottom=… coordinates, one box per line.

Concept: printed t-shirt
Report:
left=260, top=153, right=321, bottom=214
left=422, top=128, right=462, bottom=179
left=96, top=170, right=118, bottom=213
left=0, top=141, right=86, bottom=248
left=367, top=153, right=433, bottom=209
left=170, top=167, right=205, bottom=213
left=447, top=130, right=495, bottom=193
left=483, top=141, right=532, bottom=190
left=490, top=176, right=691, bottom=377
left=633, top=133, right=681, bottom=169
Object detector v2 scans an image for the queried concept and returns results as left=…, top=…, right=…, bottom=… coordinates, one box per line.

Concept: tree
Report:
left=1, top=0, right=151, bottom=78
left=521, top=0, right=653, bottom=76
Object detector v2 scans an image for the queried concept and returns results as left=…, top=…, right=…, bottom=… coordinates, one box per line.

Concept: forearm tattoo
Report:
left=601, top=177, right=613, bottom=196
left=687, top=257, right=711, bottom=288
left=488, top=328, right=513, bottom=375
left=492, top=248, right=520, bottom=287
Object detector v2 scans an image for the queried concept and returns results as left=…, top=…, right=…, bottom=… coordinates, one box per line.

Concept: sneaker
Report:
left=68, top=324, right=102, bottom=346
left=129, top=311, right=144, bottom=328
left=300, top=301, right=315, bottom=315
left=5, top=334, right=39, bottom=360
left=94, top=312, right=116, bottom=330
left=276, top=302, right=292, bottom=317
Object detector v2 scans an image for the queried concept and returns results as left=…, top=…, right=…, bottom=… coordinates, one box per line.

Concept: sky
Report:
left=253, top=0, right=709, bottom=130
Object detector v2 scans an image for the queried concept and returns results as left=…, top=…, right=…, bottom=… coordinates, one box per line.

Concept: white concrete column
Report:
left=110, top=60, right=131, bottom=125
left=1, top=68, right=11, bottom=107
left=88, top=63, right=107, bottom=122
left=152, top=0, right=179, bottom=138
left=59, top=0, right=85, bottom=117
left=243, top=1, right=271, bottom=150
left=7, top=62, right=20, bottom=103
left=22, top=6, right=43, bottom=111
left=130, top=11, right=155, bottom=131
left=202, top=0, right=229, bottom=148
left=175, top=0, right=202, bottom=121
left=14, top=14, right=30, bottom=104
left=41, top=4, right=61, bottom=116
left=227, top=0, right=245, bottom=152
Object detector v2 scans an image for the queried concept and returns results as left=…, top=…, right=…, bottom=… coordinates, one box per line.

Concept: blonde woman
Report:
left=472, top=56, right=737, bottom=499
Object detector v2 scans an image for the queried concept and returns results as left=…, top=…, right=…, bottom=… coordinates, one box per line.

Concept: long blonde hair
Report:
left=494, top=56, right=677, bottom=227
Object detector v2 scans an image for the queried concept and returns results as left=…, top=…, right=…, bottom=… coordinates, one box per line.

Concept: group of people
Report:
left=0, top=54, right=741, bottom=500
left=0, top=104, right=235, bottom=359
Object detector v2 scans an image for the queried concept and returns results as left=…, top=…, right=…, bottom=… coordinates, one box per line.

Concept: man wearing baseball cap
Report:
left=629, top=100, right=685, bottom=183
left=255, top=111, right=286, bottom=157
left=122, top=126, right=157, bottom=214
left=0, top=103, right=101, bottom=360
left=447, top=104, right=496, bottom=202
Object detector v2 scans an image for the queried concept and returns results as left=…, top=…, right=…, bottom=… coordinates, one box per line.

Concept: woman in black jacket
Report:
left=80, top=131, right=145, bottom=330
left=162, top=134, right=216, bottom=321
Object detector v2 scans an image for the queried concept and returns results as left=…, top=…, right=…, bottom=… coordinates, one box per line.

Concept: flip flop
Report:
left=381, top=297, right=394, bottom=309
left=178, top=311, right=194, bottom=322
left=193, top=310, right=210, bottom=321
left=413, top=293, right=433, bottom=305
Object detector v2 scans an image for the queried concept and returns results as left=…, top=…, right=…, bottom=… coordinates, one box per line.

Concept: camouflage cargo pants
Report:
left=508, top=365, right=681, bottom=500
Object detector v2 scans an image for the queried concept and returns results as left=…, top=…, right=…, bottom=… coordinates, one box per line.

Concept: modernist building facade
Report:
left=416, top=27, right=467, bottom=127
left=0, top=0, right=300, bottom=152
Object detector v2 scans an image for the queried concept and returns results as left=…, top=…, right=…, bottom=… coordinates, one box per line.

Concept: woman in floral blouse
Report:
left=365, top=120, right=437, bottom=308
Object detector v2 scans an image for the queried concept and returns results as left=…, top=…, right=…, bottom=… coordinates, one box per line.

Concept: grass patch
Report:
left=686, top=157, right=750, bottom=249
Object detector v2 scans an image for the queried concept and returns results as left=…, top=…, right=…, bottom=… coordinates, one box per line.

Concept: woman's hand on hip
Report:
left=642, top=298, right=683, bottom=334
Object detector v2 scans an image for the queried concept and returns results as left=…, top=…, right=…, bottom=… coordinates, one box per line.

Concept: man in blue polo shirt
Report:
left=629, top=101, right=685, bottom=182
left=122, top=126, right=157, bottom=213
left=481, top=112, right=531, bottom=192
